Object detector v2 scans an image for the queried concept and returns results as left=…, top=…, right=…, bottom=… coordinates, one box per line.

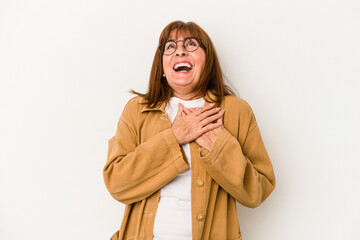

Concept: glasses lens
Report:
left=161, top=38, right=201, bottom=55
left=184, top=38, right=200, bottom=52
left=163, top=41, right=176, bottom=55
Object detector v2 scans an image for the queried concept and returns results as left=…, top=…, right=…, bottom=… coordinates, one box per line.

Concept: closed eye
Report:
left=165, top=42, right=176, bottom=50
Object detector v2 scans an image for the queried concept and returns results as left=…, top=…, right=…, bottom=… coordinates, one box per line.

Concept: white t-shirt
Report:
left=153, top=96, right=205, bottom=240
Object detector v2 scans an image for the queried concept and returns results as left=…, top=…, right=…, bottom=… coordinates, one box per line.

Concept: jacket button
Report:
left=196, top=179, right=204, bottom=187
left=197, top=214, right=205, bottom=221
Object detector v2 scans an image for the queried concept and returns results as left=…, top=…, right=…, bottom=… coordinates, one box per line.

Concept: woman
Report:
left=103, top=21, right=276, bottom=240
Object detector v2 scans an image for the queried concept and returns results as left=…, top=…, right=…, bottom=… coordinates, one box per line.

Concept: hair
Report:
left=131, top=21, right=235, bottom=108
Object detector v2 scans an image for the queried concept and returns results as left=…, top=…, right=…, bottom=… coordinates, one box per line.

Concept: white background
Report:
left=1, top=0, right=359, bottom=239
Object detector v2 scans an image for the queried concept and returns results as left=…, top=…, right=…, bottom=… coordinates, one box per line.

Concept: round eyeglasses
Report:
left=159, top=37, right=204, bottom=56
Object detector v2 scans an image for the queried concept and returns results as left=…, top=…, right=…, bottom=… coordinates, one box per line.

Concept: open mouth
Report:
left=173, top=62, right=193, bottom=72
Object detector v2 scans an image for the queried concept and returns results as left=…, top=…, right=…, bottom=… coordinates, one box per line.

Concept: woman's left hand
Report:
left=182, top=107, right=224, bottom=151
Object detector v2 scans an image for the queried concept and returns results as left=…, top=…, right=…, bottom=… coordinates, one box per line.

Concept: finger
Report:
left=198, top=107, right=221, bottom=121
left=189, top=108, right=195, bottom=112
left=200, top=122, right=222, bottom=134
left=183, top=107, right=192, bottom=115
left=193, top=103, right=214, bottom=115
left=176, top=103, right=184, bottom=117
left=216, top=114, right=224, bottom=124
left=200, top=110, right=224, bottom=126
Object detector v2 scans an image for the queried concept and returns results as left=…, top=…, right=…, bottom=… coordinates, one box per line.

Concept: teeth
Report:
left=174, top=62, right=192, bottom=70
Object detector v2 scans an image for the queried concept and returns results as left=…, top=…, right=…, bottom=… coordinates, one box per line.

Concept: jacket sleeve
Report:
left=103, top=102, right=189, bottom=205
left=199, top=105, right=276, bottom=208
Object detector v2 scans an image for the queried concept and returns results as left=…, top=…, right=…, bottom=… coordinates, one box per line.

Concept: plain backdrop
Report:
left=1, top=0, right=359, bottom=239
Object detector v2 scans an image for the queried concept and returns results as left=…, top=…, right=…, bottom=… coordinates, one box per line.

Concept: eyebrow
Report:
left=167, top=36, right=195, bottom=41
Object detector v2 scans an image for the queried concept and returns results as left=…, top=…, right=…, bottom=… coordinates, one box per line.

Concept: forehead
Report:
left=168, top=29, right=194, bottom=40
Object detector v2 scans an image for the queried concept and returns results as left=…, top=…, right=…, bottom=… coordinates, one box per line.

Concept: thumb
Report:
left=176, top=103, right=184, bottom=117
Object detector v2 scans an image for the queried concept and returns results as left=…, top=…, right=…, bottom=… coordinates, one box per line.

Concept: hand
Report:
left=183, top=107, right=224, bottom=151
left=171, top=103, right=224, bottom=145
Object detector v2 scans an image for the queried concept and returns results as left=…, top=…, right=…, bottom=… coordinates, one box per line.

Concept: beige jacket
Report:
left=103, top=93, right=276, bottom=240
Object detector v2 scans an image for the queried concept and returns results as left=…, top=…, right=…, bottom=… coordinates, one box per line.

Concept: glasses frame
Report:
left=158, top=37, right=206, bottom=56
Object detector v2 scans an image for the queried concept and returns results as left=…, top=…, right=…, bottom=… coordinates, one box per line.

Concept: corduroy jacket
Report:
left=103, top=93, right=276, bottom=240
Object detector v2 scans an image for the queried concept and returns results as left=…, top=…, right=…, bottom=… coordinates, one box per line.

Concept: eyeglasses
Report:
left=159, top=37, right=204, bottom=56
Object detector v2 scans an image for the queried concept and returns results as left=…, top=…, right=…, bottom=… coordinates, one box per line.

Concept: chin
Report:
left=173, top=81, right=195, bottom=88
left=171, top=76, right=198, bottom=85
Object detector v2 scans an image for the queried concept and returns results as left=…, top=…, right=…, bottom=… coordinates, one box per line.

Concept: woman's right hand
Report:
left=171, top=103, right=224, bottom=145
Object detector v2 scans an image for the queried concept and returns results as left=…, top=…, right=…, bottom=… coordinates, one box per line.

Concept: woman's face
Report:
left=162, top=31, right=206, bottom=99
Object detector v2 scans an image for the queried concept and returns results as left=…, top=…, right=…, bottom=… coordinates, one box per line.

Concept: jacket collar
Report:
left=140, top=91, right=220, bottom=113
left=140, top=98, right=167, bottom=113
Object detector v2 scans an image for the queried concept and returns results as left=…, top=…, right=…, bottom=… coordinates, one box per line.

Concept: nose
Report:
left=175, top=42, right=187, bottom=56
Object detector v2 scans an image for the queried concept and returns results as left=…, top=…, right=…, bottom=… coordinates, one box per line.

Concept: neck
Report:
left=172, top=90, right=203, bottom=100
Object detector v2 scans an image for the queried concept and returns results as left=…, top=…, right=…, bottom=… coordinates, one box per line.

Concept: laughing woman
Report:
left=103, top=21, right=276, bottom=240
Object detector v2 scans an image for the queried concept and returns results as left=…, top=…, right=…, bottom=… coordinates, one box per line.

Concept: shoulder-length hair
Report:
left=132, top=21, right=235, bottom=108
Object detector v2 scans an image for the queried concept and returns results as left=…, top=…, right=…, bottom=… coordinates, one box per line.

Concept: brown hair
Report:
left=131, top=21, right=235, bottom=107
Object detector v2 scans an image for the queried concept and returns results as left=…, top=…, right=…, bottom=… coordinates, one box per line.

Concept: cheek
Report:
left=196, top=58, right=206, bottom=73
left=194, top=51, right=206, bottom=71
left=162, top=57, right=172, bottom=73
